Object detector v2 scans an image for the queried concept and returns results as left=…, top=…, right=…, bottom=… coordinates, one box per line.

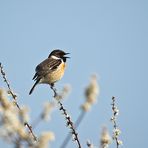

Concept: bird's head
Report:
left=48, top=49, right=70, bottom=62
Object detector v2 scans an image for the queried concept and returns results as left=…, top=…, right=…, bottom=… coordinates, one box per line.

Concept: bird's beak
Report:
left=64, top=56, right=70, bottom=59
left=64, top=53, right=70, bottom=58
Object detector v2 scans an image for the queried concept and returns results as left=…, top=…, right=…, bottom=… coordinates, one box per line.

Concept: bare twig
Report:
left=0, top=62, right=37, bottom=141
left=60, top=111, right=85, bottom=148
left=60, top=75, right=99, bottom=148
left=111, top=96, right=122, bottom=148
left=50, top=85, right=82, bottom=148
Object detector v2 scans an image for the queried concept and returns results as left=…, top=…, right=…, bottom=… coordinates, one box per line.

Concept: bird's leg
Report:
left=50, top=83, right=57, bottom=98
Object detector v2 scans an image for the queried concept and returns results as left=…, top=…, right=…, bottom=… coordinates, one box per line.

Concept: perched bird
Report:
left=29, top=49, right=70, bottom=95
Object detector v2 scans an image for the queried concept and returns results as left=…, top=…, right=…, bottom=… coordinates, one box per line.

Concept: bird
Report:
left=29, top=49, right=70, bottom=95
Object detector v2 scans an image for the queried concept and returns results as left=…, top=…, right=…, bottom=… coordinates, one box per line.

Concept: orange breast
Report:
left=41, top=63, right=66, bottom=84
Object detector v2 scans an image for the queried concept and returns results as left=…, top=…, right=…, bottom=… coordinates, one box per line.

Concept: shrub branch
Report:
left=50, top=85, right=82, bottom=148
left=0, top=62, right=37, bottom=141
left=111, top=96, right=122, bottom=148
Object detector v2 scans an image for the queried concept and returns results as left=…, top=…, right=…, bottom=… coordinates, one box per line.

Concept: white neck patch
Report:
left=51, top=55, right=61, bottom=60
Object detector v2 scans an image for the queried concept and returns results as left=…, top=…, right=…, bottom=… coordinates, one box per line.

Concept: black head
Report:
left=48, top=49, right=70, bottom=62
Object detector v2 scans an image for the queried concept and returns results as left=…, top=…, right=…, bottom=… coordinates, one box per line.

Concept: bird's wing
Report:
left=32, top=58, right=62, bottom=80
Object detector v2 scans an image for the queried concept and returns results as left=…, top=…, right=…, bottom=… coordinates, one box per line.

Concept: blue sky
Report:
left=0, top=0, right=148, bottom=147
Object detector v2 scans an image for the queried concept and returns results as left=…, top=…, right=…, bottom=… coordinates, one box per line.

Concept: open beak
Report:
left=64, top=53, right=70, bottom=58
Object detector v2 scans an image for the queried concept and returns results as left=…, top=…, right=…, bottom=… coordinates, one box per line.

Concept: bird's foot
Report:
left=50, top=84, right=57, bottom=98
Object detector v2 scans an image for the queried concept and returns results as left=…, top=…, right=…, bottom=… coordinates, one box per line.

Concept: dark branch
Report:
left=50, top=85, right=82, bottom=148
left=0, top=63, right=37, bottom=141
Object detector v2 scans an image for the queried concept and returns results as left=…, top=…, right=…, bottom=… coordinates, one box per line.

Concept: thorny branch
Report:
left=60, top=111, right=85, bottom=148
left=60, top=74, right=99, bottom=148
left=111, top=96, right=122, bottom=148
left=0, top=62, right=37, bottom=141
left=50, top=85, right=82, bottom=148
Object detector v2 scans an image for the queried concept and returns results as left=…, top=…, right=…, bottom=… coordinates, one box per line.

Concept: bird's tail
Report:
left=29, top=79, right=40, bottom=95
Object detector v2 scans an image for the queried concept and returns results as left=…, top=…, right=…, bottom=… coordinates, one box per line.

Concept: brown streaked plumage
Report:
left=29, top=49, right=70, bottom=95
